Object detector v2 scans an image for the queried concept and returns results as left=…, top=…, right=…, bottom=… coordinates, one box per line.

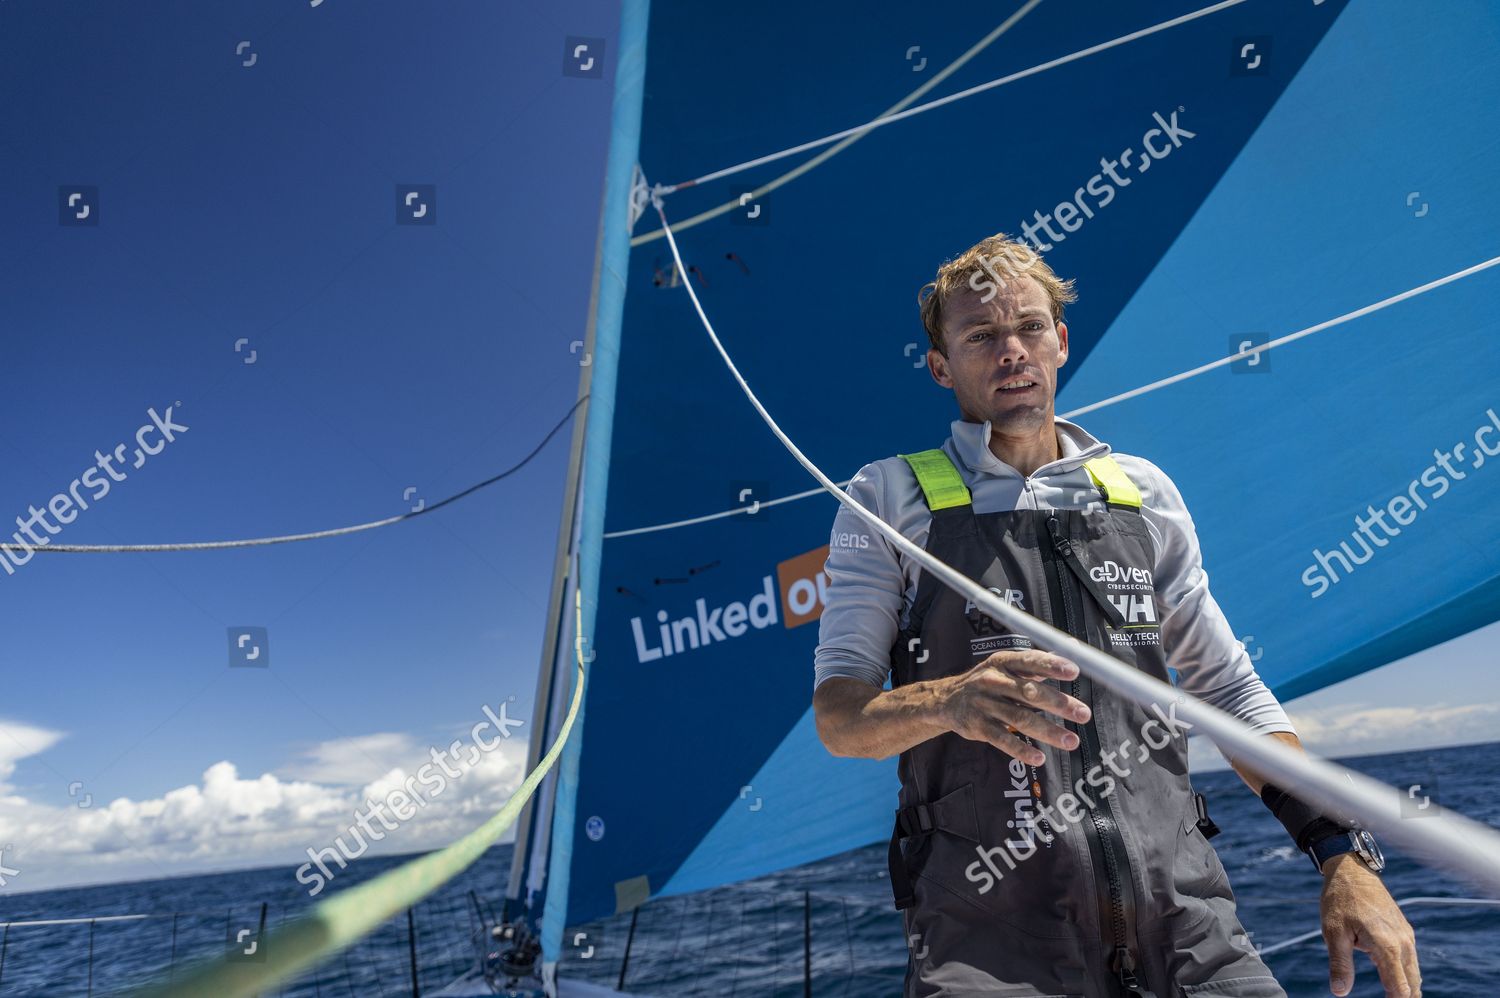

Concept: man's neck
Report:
left=983, top=418, right=1061, bottom=478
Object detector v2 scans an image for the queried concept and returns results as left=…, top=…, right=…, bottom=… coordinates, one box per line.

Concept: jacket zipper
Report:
left=1044, top=514, right=1154, bottom=998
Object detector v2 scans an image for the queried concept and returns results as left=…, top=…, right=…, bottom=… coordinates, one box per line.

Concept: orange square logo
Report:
left=777, top=546, right=830, bottom=629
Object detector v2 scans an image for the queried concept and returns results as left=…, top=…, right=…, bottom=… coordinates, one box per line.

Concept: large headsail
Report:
left=546, top=0, right=1500, bottom=940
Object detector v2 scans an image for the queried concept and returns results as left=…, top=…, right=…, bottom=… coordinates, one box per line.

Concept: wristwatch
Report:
left=1307, top=827, right=1385, bottom=875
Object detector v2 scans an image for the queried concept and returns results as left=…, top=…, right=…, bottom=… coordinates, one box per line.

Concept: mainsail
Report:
left=527, top=0, right=1500, bottom=965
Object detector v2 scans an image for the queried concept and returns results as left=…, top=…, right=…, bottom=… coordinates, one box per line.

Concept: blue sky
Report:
left=1, top=0, right=618, bottom=890
left=3, top=0, right=1497, bottom=896
left=1187, top=621, right=1500, bottom=774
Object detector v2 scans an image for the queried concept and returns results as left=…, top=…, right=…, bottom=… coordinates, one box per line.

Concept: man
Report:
left=812, top=234, right=1420, bottom=997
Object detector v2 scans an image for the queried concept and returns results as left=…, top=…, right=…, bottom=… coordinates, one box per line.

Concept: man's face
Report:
left=927, top=274, right=1069, bottom=433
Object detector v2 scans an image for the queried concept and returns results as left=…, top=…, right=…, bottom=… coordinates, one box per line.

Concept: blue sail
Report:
left=551, top=0, right=1500, bottom=933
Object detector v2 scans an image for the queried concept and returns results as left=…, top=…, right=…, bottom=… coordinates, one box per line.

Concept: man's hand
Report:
left=1321, top=853, right=1420, bottom=997
left=813, top=651, right=1090, bottom=762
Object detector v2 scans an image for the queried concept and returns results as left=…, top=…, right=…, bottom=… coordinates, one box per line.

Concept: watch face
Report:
left=1355, top=829, right=1386, bottom=872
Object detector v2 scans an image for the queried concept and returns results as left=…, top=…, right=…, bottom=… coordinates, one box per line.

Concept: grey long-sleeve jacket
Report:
left=814, top=416, right=1296, bottom=736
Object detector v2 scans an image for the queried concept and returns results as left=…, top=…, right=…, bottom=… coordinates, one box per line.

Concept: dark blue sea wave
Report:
left=2, top=741, right=1496, bottom=996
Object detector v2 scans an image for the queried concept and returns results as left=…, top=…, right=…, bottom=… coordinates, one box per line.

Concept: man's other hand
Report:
left=1321, top=854, right=1421, bottom=997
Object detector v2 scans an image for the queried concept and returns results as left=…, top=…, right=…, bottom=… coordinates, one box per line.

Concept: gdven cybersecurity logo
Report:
left=1092, top=559, right=1160, bottom=647
left=1093, top=559, right=1157, bottom=624
left=631, top=545, right=830, bottom=663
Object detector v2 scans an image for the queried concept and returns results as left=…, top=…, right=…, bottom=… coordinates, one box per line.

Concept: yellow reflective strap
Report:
left=1083, top=455, right=1142, bottom=508
left=898, top=449, right=971, bottom=511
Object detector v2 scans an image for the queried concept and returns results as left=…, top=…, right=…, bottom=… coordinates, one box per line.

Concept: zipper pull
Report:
left=1046, top=515, right=1069, bottom=555
left=1113, top=946, right=1160, bottom=998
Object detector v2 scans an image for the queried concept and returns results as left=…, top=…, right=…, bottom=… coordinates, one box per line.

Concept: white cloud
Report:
left=1286, top=700, right=1500, bottom=755
left=0, top=711, right=532, bottom=895
left=276, top=732, right=430, bottom=786
left=0, top=720, right=66, bottom=791
left=1189, top=700, right=1500, bottom=771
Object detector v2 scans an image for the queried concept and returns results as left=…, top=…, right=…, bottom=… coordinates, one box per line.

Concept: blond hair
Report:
left=917, top=233, right=1077, bottom=355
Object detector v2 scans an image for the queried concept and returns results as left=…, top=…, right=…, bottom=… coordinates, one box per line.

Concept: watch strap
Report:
left=1306, top=829, right=1356, bottom=872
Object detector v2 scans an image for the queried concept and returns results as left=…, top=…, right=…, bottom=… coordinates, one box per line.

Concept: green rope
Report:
left=132, top=625, right=588, bottom=997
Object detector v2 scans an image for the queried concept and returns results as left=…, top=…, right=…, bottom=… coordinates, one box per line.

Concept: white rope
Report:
left=604, top=252, right=1500, bottom=539
left=646, top=181, right=1500, bottom=897
left=0, top=398, right=584, bottom=555
left=5, top=516, right=412, bottom=554
left=0, top=914, right=154, bottom=928
left=647, top=0, right=1248, bottom=198
left=1060, top=254, right=1500, bottom=419
left=629, top=0, right=1044, bottom=246
left=602, top=480, right=847, bottom=539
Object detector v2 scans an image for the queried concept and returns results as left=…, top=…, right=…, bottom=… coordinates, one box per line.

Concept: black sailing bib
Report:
left=882, top=446, right=1285, bottom=998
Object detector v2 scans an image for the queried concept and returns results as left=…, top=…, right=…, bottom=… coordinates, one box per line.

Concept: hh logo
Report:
left=777, top=545, right=830, bottom=629
left=1108, top=593, right=1158, bottom=624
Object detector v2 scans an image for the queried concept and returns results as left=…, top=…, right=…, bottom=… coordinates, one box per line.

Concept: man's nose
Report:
left=995, top=332, right=1028, bottom=363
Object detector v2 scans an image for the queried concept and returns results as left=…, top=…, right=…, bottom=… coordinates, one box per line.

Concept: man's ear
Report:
left=1056, top=320, right=1069, bottom=368
left=927, top=346, right=953, bottom=388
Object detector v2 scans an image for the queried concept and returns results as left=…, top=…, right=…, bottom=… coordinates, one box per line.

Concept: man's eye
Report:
left=969, top=331, right=989, bottom=342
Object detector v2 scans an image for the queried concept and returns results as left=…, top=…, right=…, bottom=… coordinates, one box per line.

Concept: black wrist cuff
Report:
left=1259, top=783, right=1352, bottom=852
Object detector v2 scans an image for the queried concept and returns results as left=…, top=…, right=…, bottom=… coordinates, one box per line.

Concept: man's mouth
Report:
left=996, top=379, right=1040, bottom=393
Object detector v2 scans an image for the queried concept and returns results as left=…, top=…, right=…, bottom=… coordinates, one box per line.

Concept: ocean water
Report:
left=2, top=740, right=1496, bottom=997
